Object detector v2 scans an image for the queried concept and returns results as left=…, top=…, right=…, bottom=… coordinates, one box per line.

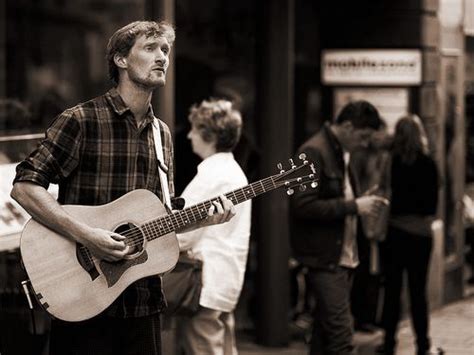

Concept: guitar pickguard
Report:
left=99, top=251, right=148, bottom=288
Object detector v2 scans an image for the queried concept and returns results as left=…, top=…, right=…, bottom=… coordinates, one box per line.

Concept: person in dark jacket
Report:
left=378, top=114, right=439, bottom=355
left=291, top=100, right=387, bottom=355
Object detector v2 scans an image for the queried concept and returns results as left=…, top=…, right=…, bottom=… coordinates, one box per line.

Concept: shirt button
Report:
left=336, top=239, right=342, bottom=245
left=329, top=263, right=335, bottom=269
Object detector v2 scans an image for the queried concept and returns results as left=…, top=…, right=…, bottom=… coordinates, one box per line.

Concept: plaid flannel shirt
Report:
left=14, top=88, right=174, bottom=318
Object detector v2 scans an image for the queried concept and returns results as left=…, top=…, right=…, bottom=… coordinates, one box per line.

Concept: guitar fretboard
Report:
left=142, top=175, right=280, bottom=240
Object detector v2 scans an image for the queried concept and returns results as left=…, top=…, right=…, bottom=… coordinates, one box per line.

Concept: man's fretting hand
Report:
left=204, top=195, right=236, bottom=226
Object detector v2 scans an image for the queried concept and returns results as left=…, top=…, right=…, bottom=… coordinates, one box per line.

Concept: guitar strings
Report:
left=80, top=167, right=311, bottom=264
left=80, top=177, right=280, bottom=260
left=123, top=178, right=277, bottom=248
left=121, top=177, right=277, bottom=246
left=133, top=177, right=276, bottom=243
left=81, top=178, right=279, bottom=261
left=76, top=168, right=303, bottom=261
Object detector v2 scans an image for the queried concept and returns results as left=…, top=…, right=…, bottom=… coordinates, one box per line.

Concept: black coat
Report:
left=291, top=123, right=367, bottom=270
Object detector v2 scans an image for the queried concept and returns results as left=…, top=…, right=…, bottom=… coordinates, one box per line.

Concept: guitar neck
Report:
left=143, top=175, right=279, bottom=240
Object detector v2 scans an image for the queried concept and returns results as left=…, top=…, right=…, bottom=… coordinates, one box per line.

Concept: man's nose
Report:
left=155, top=51, right=167, bottom=65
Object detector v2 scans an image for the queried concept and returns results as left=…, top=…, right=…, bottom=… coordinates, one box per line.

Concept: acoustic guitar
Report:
left=20, top=154, right=317, bottom=321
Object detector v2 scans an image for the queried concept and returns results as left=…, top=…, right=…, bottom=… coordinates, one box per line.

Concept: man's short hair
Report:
left=335, top=100, right=382, bottom=130
left=106, top=21, right=175, bottom=85
left=188, top=99, right=242, bottom=153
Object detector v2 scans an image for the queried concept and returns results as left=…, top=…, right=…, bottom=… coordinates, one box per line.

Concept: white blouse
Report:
left=177, top=152, right=252, bottom=312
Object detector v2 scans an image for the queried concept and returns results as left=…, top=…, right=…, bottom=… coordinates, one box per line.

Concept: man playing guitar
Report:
left=11, top=21, right=234, bottom=355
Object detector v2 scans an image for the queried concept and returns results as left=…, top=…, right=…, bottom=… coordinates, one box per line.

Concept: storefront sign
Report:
left=322, top=49, right=422, bottom=86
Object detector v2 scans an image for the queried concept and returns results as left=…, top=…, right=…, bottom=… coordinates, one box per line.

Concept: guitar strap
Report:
left=152, top=119, right=172, bottom=210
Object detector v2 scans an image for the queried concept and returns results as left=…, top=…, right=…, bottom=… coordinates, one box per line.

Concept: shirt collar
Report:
left=343, top=151, right=351, bottom=166
left=197, top=152, right=234, bottom=173
left=106, top=87, right=156, bottom=125
left=324, top=122, right=343, bottom=154
left=323, top=122, right=346, bottom=168
left=145, top=105, right=157, bottom=126
left=105, top=87, right=130, bottom=115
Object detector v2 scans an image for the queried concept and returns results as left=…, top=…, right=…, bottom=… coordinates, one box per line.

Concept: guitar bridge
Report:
left=76, top=244, right=100, bottom=280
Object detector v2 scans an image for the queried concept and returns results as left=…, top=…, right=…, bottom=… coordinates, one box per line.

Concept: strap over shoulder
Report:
left=152, top=119, right=172, bottom=209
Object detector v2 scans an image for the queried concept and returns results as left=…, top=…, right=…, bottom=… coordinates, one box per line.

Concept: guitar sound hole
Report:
left=114, top=223, right=145, bottom=258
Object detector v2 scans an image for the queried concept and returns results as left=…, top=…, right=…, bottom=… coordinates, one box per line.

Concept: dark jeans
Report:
left=381, top=227, right=433, bottom=355
left=49, top=313, right=161, bottom=355
left=307, top=266, right=355, bottom=355
left=351, top=255, right=381, bottom=329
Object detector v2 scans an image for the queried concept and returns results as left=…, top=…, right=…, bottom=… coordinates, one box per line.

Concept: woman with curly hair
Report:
left=177, top=98, right=251, bottom=355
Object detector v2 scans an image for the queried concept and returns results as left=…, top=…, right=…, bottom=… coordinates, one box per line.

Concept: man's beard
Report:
left=129, top=71, right=165, bottom=90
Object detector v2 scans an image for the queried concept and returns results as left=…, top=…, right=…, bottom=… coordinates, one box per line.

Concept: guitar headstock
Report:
left=273, top=153, right=319, bottom=195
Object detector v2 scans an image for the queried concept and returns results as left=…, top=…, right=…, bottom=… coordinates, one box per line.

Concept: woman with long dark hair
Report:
left=379, top=115, right=439, bottom=355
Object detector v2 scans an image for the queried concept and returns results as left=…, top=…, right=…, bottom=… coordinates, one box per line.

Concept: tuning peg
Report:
left=299, top=153, right=307, bottom=161
left=299, top=185, right=307, bottom=192
left=289, top=159, right=296, bottom=169
left=286, top=188, right=294, bottom=195
left=311, top=181, right=319, bottom=189
left=277, top=163, right=284, bottom=174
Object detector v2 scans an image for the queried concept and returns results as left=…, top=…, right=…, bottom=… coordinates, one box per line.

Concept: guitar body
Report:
left=20, top=189, right=179, bottom=322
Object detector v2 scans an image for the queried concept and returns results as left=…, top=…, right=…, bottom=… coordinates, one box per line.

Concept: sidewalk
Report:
left=237, top=296, right=474, bottom=355
left=396, top=295, right=474, bottom=355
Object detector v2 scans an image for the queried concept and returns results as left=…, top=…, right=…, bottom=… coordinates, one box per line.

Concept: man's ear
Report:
left=114, top=53, right=127, bottom=69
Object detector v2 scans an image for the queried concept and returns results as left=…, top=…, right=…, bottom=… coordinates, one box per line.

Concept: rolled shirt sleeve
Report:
left=13, top=110, right=82, bottom=189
